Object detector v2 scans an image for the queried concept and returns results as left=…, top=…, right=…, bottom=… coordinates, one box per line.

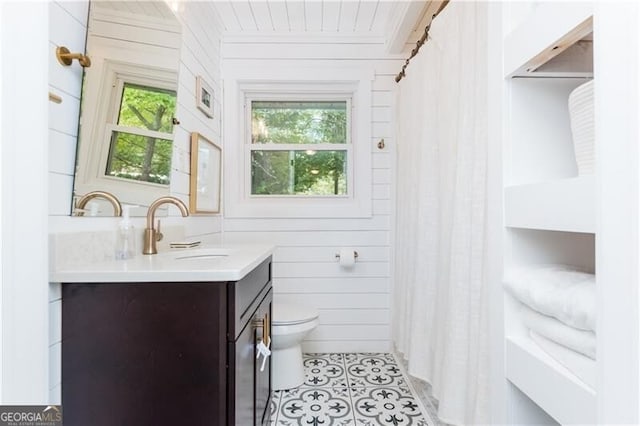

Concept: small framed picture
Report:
left=196, top=75, right=214, bottom=118
left=189, top=132, right=221, bottom=214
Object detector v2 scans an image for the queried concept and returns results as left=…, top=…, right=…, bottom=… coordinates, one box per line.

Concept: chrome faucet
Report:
left=143, top=196, right=189, bottom=255
left=75, top=191, right=122, bottom=216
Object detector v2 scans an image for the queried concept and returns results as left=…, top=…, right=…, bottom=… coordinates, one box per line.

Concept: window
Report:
left=105, top=82, right=176, bottom=185
left=223, top=64, right=373, bottom=218
left=249, top=100, right=350, bottom=196
left=74, top=60, right=179, bottom=207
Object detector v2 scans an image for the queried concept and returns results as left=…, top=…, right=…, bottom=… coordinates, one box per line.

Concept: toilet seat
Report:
left=273, top=303, right=319, bottom=326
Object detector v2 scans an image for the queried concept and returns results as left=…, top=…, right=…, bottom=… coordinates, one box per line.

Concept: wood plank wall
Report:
left=48, top=1, right=89, bottom=403
left=221, top=38, right=402, bottom=352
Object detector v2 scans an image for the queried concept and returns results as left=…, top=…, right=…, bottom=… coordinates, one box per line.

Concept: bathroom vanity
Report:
left=53, top=245, right=274, bottom=426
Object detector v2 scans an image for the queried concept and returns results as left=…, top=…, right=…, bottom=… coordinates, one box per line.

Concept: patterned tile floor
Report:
left=270, top=353, right=436, bottom=425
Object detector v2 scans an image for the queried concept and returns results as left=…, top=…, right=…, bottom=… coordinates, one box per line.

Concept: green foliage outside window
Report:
left=251, top=101, right=348, bottom=195
left=106, top=132, right=172, bottom=185
left=105, top=83, right=176, bottom=185
left=251, top=150, right=347, bottom=195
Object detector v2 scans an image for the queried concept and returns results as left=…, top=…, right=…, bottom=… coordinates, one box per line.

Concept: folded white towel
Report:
left=504, top=264, right=596, bottom=331
left=530, top=330, right=596, bottom=390
left=519, top=303, right=596, bottom=359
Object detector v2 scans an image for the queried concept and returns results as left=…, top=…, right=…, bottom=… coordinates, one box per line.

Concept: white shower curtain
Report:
left=393, top=2, right=489, bottom=425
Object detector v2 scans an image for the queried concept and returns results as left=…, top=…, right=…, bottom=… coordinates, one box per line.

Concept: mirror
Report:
left=72, top=1, right=182, bottom=216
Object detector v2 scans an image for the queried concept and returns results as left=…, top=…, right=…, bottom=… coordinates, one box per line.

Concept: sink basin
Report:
left=170, top=248, right=238, bottom=261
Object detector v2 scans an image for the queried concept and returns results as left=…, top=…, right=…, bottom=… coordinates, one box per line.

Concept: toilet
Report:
left=271, top=303, right=319, bottom=390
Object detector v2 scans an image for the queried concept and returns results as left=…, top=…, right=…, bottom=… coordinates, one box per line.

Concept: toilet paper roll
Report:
left=338, top=248, right=356, bottom=268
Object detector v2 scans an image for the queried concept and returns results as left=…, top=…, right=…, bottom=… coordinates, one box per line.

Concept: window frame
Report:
left=223, top=63, right=373, bottom=218
left=74, top=60, right=178, bottom=206
left=246, top=94, right=353, bottom=198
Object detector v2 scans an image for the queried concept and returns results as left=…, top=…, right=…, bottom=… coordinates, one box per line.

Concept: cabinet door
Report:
left=232, top=287, right=273, bottom=426
left=62, top=282, right=228, bottom=426
left=255, top=289, right=273, bottom=425
left=232, top=316, right=256, bottom=426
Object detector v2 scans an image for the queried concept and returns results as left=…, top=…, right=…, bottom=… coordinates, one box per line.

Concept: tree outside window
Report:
left=105, top=83, right=176, bottom=185
left=250, top=100, right=349, bottom=196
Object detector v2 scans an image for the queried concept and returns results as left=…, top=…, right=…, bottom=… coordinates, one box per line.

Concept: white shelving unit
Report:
left=492, top=2, right=640, bottom=424
left=505, top=176, right=595, bottom=233
left=505, top=336, right=596, bottom=425
left=501, top=2, right=597, bottom=424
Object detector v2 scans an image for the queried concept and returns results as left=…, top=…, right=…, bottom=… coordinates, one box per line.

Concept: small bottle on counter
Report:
left=115, top=205, right=137, bottom=260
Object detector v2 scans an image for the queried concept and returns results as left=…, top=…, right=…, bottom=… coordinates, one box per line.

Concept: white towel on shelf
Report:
left=504, top=264, right=596, bottom=331
left=519, top=302, right=596, bottom=359
left=530, top=330, right=596, bottom=390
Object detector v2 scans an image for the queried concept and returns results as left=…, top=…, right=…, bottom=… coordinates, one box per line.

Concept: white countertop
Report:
left=50, top=244, right=275, bottom=283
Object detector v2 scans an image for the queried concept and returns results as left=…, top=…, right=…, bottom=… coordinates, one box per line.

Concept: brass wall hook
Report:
left=48, top=92, right=62, bottom=104
left=56, top=46, right=91, bottom=68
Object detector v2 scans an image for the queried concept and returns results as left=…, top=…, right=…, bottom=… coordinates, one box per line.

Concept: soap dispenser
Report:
left=115, top=205, right=137, bottom=260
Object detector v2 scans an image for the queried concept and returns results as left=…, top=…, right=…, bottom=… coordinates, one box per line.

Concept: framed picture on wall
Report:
left=196, top=75, right=214, bottom=118
left=189, top=132, right=221, bottom=214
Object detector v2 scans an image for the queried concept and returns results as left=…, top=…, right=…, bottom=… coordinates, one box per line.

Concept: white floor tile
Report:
left=271, top=352, right=436, bottom=426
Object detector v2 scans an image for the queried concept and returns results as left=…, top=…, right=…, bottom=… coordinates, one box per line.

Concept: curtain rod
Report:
left=395, top=1, right=450, bottom=83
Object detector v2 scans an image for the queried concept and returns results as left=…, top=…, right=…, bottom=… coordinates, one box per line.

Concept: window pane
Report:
left=117, top=83, right=177, bottom=133
left=251, top=150, right=347, bottom=195
left=106, top=131, right=172, bottom=185
left=251, top=101, right=347, bottom=144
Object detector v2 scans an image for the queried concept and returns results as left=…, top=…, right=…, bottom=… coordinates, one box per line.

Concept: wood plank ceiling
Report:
left=92, top=1, right=439, bottom=53
left=214, top=0, right=396, bottom=34
left=211, top=0, right=435, bottom=52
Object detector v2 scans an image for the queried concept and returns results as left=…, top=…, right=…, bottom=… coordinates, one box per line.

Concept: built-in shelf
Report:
left=502, top=4, right=598, bottom=424
left=505, top=175, right=595, bottom=233
left=527, top=38, right=593, bottom=78
left=506, top=335, right=596, bottom=425
left=508, top=77, right=587, bottom=186
left=504, top=2, right=593, bottom=77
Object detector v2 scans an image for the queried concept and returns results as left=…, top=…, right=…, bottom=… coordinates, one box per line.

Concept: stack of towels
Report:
left=504, top=264, right=596, bottom=389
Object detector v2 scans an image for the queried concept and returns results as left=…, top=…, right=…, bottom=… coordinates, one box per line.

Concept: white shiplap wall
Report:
left=221, top=39, right=401, bottom=352
left=47, top=1, right=225, bottom=403
left=47, top=1, right=89, bottom=404
left=48, top=1, right=87, bottom=220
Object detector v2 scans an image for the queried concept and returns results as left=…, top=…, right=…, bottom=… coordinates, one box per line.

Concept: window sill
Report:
left=224, top=197, right=372, bottom=219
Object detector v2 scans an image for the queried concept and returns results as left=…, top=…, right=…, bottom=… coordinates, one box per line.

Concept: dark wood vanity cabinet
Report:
left=62, top=257, right=272, bottom=426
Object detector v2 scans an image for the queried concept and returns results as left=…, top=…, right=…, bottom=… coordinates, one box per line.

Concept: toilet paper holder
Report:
left=335, top=250, right=359, bottom=260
